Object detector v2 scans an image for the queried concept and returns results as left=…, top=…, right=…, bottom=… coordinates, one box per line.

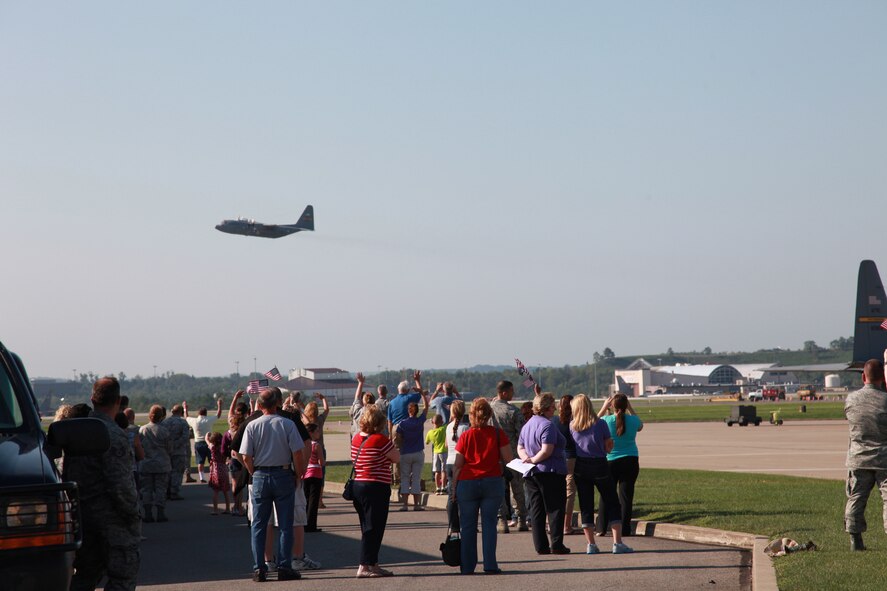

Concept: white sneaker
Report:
left=265, top=560, right=278, bottom=572
left=292, top=554, right=321, bottom=570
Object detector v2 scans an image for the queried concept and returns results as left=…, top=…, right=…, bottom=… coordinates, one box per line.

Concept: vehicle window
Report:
left=0, top=365, right=24, bottom=430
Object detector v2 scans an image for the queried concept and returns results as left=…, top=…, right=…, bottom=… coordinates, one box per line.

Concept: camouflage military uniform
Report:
left=163, top=415, right=191, bottom=497
left=139, top=421, right=172, bottom=511
left=844, top=384, right=887, bottom=534
left=491, top=398, right=527, bottom=521
left=67, top=410, right=140, bottom=591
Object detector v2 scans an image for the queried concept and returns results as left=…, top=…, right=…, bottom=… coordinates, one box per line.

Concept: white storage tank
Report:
left=825, top=374, right=841, bottom=389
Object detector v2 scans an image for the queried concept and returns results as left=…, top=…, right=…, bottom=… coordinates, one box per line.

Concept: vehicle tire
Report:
left=754, top=419, right=761, bottom=426
left=726, top=421, right=733, bottom=427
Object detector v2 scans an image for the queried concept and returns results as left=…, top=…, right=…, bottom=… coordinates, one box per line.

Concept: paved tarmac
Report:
left=139, top=481, right=750, bottom=591
left=322, top=419, right=849, bottom=480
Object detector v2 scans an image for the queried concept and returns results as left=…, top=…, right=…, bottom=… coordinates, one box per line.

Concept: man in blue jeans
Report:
left=240, top=388, right=306, bottom=582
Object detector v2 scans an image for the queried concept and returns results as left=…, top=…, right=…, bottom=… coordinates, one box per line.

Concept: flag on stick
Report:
left=880, top=320, right=887, bottom=330
left=515, top=358, right=536, bottom=389
left=247, top=379, right=270, bottom=394
left=265, top=366, right=282, bottom=381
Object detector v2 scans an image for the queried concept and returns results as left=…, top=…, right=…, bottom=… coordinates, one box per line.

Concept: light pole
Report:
left=235, top=361, right=239, bottom=376
left=253, top=357, right=257, bottom=377
left=153, top=365, right=157, bottom=379
left=72, top=369, right=77, bottom=382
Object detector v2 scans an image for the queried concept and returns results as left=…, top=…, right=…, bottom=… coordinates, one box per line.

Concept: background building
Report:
left=284, top=367, right=358, bottom=405
left=614, top=359, right=798, bottom=397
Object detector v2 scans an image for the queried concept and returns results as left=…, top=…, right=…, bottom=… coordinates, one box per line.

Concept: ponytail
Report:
left=613, top=393, right=629, bottom=436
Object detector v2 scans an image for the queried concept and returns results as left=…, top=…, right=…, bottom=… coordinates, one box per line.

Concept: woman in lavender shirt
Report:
left=517, top=387, right=571, bottom=555
left=570, top=395, right=633, bottom=555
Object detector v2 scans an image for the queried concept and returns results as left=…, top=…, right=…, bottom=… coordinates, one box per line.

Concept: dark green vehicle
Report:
left=0, top=341, right=108, bottom=591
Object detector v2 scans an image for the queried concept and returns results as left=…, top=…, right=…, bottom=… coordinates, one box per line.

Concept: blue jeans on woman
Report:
left=250, top=468, right=295, bottom=572
left=457, top=476, right=504, bottom=574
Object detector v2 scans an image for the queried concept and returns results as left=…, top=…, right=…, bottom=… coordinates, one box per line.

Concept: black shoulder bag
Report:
left=342, top=436, right=369, bottom=501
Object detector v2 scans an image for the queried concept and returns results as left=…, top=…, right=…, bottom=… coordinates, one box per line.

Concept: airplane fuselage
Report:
left=215, top=220, right=304, bottom=239
left=215, top=205, right=315, bottom=239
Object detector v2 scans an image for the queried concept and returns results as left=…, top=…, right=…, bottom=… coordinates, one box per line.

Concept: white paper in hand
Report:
left=506, top=458, right=536, bottom=476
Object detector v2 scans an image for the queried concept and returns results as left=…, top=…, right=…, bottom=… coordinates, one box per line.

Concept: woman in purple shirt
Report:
left=517, top=388, right=570, bottom=555
left=570, top=395, right=633, bottom=555
left=396, top=393, right=429, bottom=511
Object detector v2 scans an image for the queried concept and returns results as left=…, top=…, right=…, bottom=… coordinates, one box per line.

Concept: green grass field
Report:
left=323, top=464, right=885, bottom=591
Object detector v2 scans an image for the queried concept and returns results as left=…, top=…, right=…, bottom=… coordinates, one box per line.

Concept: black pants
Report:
left=523, top=471, right=566, bottom=552
left=352, top=481, right=390, bottom=566
left=304, top=476, right=323, bottom=531
left=574, top=456, right=622, bottom=530
left=596, top=456, right=640, bottom=536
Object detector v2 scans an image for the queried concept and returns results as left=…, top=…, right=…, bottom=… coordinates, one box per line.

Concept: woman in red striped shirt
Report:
left=351, top=404, right=400, bottom=578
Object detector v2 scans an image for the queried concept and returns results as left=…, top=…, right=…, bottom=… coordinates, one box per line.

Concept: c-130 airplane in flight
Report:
left=215, top=205, right=315, bottom=239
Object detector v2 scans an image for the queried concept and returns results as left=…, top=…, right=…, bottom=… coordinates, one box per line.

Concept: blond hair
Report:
left=358, top=404, right=385, bottom=435
left=569, top=394, right=598, bottom=432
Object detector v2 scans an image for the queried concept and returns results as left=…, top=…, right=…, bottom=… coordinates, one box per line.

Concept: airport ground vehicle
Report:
left=0, top=340, right=109, bottom=591
left=747, top=390, right=764, bottom=401
left=725, top=405, right=762, bottom=427
left=762, top=387, right=786, bottom=401
left=798, top=385, right=819, bottom=401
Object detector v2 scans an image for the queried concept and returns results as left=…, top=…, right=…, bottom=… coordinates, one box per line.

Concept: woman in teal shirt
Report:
left=595, top=394, right=643, bottom=537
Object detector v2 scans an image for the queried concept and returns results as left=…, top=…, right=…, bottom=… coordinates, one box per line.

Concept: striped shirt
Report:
left=351, top=433, right=394, bottom=484
left=305, top=440, right=323, bottom=479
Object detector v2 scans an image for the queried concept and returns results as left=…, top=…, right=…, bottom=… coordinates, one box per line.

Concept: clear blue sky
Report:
left=2, top=2, right=885, bottom=378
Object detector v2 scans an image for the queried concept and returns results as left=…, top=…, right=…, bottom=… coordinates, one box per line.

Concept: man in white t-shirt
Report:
left=183, top=398, right=223, bottom=483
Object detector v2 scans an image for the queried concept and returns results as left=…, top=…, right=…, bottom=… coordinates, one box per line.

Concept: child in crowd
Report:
left=223, top=414, right=244, bottom=515
left=206, top=431, right=231, bottom=515
left=303, top=423, right=325, bottom=532
left=425, top=414, right=448, bottom=494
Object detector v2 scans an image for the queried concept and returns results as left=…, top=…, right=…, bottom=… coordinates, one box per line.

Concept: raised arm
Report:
left=355, top=373, right=366, bottom=402
left=421, top=391, right=430, bottom=416
left=316, top=393, right=329, bottom=417
left=182, top=400, right=190, bottom=417
left=229, top=390, right=244, bottom=418
left=413, top=370, right=422, bottom=393
left=215, top=397, right=223, bottom=419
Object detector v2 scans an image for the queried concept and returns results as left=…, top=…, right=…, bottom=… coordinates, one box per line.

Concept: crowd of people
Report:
left=347, top=371, right=644, bottom=576
left=52, top=370, right=645, bottom=585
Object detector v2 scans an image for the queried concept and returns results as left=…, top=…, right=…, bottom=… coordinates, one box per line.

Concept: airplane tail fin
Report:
left=852, top=260, right=887, bottom=366
left=293, top=205, right=314, bottom=231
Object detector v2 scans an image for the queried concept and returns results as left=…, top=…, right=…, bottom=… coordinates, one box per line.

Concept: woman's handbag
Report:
left=440, top=528, right=461, bottom=567
left=342, top=436, right=369, bottom=501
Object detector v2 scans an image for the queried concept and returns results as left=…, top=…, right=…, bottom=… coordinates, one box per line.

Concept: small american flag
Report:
left=247, top=379, right=270, bottom=394
left=264, top=366, right=282, bottom=381
left=515, top=358, right=536, bottom=389
left=880, top=320, right=887, bottom=330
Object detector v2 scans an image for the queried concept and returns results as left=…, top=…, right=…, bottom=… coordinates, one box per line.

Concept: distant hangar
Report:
left=614, top=358, right=798, bottom=397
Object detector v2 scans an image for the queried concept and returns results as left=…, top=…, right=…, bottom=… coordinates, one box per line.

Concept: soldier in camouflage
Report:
left=844, top=357, right=887, bottom=551
left=490, top=380, right=528, bottom=532
left=164, top=404, right=192, bottom=500
left=67, top=377, right=140, bottom=591
left=139, top=405, right=172, bottom=523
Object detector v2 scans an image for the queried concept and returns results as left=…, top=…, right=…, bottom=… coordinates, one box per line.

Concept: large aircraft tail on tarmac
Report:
left=756, top=260, right=887, bottom=373
left=292, top=205, right=314, bottom=231
left=851, top=260, right=887, bottom=368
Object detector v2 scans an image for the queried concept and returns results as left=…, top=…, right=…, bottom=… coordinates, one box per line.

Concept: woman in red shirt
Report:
left=351, top=404, right=400, bottom=578
left=452, top=398, right=512, bottom=575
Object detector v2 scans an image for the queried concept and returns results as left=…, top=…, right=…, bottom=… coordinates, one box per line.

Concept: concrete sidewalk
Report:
left=139, top=480, right=751, bottom=591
